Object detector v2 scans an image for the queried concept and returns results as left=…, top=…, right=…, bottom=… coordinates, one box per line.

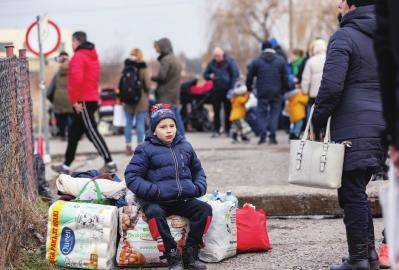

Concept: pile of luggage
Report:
left=46, top=172, right=271, bottom=269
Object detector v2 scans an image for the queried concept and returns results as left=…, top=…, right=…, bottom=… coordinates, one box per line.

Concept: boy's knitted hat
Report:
left=150, top=104, right=176, bottom=131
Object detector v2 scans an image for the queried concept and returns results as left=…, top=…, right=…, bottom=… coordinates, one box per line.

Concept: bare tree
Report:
left=205, top=0, right=281, bottom=72
left=206, top=0, right=338, bottom=73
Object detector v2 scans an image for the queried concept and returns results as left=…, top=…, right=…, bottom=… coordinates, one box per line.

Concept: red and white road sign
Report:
left=25, top=18, right=61, bottom=57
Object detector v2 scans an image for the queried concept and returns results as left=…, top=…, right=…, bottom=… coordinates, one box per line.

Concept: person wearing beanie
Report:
left=125, top=104, right=212, bottom=270
left=311, top=0, right=384, bottom=269
left=246, top=44, right=289, bottom=145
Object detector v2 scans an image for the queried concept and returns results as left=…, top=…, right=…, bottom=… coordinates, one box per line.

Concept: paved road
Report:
left=47, top=132, right=387, bottom=269
left=125, top=218, right=384, bottom=270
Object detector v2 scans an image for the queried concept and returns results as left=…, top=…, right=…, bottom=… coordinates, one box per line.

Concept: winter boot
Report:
left=331, top=229, right=370, bottom=270
left=232, top=132, right=239, bottom=144
left=160, top=249, right=184, bottom=270
left=183, top=245, right=207, bottom=270
left=366, top=219, right=379, bottom=270
left=342, top=219, right=379, bottom=270
left=268, top=136, right=278, bottom=145
left=241, top=134, right=250, bottom=142
left=258, top=136, right=266, bottom=145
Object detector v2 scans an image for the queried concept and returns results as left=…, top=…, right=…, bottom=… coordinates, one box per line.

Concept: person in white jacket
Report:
left=301, top=39, right=328, bottom=108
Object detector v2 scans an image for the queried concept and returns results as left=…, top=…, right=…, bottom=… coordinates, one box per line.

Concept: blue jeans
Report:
left=124, top=110, right=148, bottom=144
left=172, top=106, right=185, bottom=137
left=257, top=98, right=282, bottom=139
left=290, top=120, right=304, bottom=137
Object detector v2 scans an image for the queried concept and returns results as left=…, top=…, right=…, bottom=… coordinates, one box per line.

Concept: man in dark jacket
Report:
left=246, top=47, right=289, bottom=145
left=152, top=38, right=185, bottom=136
left=312, top=1, right=385, bottom=269
left=203, top=47, right=239, bottom=137
left=51, top=31, right=116, bottom=174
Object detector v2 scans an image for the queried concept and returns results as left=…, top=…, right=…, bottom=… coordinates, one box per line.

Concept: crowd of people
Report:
left=45, top=0, right=399, bottom=269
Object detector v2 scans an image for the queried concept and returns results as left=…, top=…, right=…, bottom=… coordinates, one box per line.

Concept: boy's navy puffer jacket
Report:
left=125, top=133, right=207, bottom=202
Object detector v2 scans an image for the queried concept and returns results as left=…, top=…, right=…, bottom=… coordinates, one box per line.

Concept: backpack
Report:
left=118, top=66, right=142, bottom=105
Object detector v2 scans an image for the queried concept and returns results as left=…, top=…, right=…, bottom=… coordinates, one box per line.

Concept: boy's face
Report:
left=154, top=118, right=176, bottom=144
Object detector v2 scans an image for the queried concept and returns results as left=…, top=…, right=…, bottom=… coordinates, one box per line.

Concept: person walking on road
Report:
left=47, top=51, right=74, bottom=141
left=120, top=48, right=151, bottom=155
left=375, top=0, right=399, bottom=268
left=311, top=1, right=386, bottom=269
left=151, top=38, right=185, bottom=137
left=246, top=45, right=289, bottom=145
left=203, top=47, right=240, bottom=137
left=51, top=31, right=117, bottom=174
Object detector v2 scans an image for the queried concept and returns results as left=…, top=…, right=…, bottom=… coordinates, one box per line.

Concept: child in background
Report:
left=285, top=88, right=309, bottom=140
left=125, top=104, right=212, bottom=270
left=229, top=83, right=250, bottom=143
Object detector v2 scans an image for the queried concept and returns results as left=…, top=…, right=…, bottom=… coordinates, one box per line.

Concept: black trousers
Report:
left=142, top=199, right=212, bottom=252
left=212, top=97, right=231, bottom=134
left=338, top=169, right=373, bottom=230
left=65, top=101, right=112, bottom=166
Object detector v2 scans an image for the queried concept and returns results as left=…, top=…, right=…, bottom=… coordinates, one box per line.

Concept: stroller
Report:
left=98, top=88, right=124, bottom=135
left=180, top=79, right=213, bottom=132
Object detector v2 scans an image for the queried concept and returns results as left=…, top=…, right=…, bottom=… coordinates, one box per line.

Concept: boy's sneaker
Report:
left=183, top=245, right=207, bottom=270
left=51, top=164, right=70, bottom=175
left=101, top=162, right=118, bottom=173
left=160, top=249, right=184, bottom=270
left=378, top=244, right=390, bottom=269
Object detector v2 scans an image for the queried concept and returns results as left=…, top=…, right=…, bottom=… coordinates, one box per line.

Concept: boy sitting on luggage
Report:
left=229, top=83, right=250, bottom=143
left=125, top=104, right=212, bottom=270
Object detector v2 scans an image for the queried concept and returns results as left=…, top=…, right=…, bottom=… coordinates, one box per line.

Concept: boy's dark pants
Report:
left=142, top=199, right=212, bottom=252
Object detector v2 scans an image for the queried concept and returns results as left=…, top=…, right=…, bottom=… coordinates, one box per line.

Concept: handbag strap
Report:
left=74, top=180, right=103, bottom=204
left=301, top=104, right=332, bottom=143
left=296, top=105, right=333, bottom=172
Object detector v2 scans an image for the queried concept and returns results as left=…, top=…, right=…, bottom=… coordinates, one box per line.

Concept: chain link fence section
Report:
left=0, top=49, right=36, bottom=201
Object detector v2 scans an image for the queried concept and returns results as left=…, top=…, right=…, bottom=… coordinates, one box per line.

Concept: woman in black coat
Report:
left=312, top=1, right=386, bottom=269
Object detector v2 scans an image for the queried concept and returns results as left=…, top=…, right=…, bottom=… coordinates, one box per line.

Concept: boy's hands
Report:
left=194, top=185, right=201, bottom=197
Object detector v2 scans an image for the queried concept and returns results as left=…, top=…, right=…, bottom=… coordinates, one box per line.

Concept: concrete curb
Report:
left=214, top=182, right=387, bottom=217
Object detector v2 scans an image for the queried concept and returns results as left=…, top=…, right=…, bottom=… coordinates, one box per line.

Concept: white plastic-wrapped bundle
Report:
left=46, top=201, right=118, bottom=270
left=56, top=174, right=126, bottom=201
left=380, top=164, right=399, bottom=269
left=116, top=206, right=189, bottom=267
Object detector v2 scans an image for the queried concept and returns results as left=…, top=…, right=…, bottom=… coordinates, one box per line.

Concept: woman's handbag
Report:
left=288, top=106, right=345, bottom=189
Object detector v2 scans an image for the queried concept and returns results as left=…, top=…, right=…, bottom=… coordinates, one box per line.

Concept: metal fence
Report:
left=0, top=46, right=36, bottom=200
